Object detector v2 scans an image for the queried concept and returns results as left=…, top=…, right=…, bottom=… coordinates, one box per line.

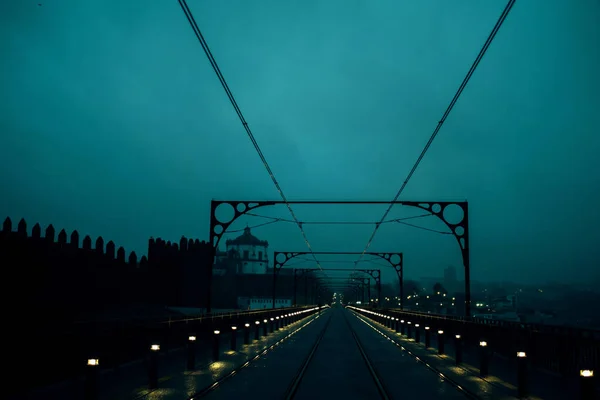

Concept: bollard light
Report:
left=438, top=330, right=444, bottom=334
left=415, top=324, right=420, bottom=327
left=214, top=330, right=220, bottom=335
left=245, top=323, right=250, bottom=327
left=255, top=321, right=260, bottom=325
left=454, top=334, right=463, bottom=365
left=149, top=345, right=160, bottom=389
left=479, top=341, right=489, bottom=377
left=517, top=350, right=528, bottom=397
left=187, top=334, right=197, bottom=370
left=85, top=358, right=99, bottom=400
left=580, top=369, right=595, bottom=399
left=425, top=326, right=430, bottom=330
left=264, top=319, right=268, bottom=323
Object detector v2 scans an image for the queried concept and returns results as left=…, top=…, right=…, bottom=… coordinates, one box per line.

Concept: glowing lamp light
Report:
left=188, top=336, right=197, bottom=341
left=517, top=351, right=526, bottom=358
left=455, top=334, right=461, bottom=339
left=245, top=323, right=250, bottom=327
left=479, top=341, right=487, bottom=347
left=580, top=370, right=594, bottom=377
left=232, top=326, right=237, bottom=330
left=214, top=330, right=220, bottom=335
left=151, top=344, right=160, bottom=351
left=276, top=316, right=280, bottom=319
left=255, top=321, right=260, bottom=325
left=270, top=318, right=274, bottom=321
left=263, top=319, right=268, bottom=323
left=438, top=330, right=444, bottom=335
left=425, top=327, right=430, bottom=330
left=401, top=320, right=405, bottom=323
left=415, top=324, right=420, bottom=328
left=87, top=359, right=99, bottom=366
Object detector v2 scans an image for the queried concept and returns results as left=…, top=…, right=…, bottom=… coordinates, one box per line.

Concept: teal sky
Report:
left=1, top=0, right=599, bottom=285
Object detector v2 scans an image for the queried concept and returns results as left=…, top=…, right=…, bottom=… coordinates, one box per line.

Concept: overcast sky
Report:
left=1, top=0, right=599, bottom=286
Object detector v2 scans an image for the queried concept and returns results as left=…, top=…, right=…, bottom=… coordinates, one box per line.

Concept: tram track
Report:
left=284, top=307, right=391, bottom=400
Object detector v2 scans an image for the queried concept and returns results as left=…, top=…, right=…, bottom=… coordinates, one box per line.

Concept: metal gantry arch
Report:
left=209, top=200, right=470, bottom=315
left=292, top=268, right=370, bottom=306
left=313, top=276, right=370, bottom=305
left=273, top=251, right=404, bottom=310
left=273, top=251, right=388, bottom=308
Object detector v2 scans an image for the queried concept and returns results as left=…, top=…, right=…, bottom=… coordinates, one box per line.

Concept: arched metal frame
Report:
left=273, top=252, right=385, bottom=308
left=294, top=269, right=370, bottom=305
left=209, top=200, right=470, bottom=315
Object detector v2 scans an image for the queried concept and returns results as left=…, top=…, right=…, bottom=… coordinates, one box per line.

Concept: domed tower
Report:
left=225, top=226, right=269, bottom=274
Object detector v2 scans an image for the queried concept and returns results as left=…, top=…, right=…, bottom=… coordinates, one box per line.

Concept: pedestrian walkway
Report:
left=350, top=309, right=585, bottom=400
left=21, top=311, right=323, bottom=400
left=203, top=311, right=331, bottom=399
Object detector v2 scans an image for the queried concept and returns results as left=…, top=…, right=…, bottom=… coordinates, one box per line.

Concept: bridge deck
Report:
left=204, top=307, right=506, bottom=400
left=24, top=307, right=587, bottom=399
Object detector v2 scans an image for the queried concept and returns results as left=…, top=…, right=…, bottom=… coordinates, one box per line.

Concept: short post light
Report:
left=516, top=351, right=528, bottom=398
left=254, top=321, right=260, bottom=340
left=213, top=330, right=220, bottom=361
left=437, top=330, right=445, bottom=355
left=424, top=327, right=431, bottom=348
left=479, top=341, right=489, bottom=377
left=148, top=344, right=160, bottom=389
left=231, top=326, right=237, bottom=351
left=84, top=359, right=99, bottom=400
left=580, top=370, right=595, bottom=400
left=414, top=324, right=421, bottom=343
left=454, top=335, right=462, bottom=365
left=187, top=335, right=196, bottom=370
left=244, top=323, right=250, bottom=344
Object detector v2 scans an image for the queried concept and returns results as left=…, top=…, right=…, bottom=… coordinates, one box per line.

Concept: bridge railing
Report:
left=370, top=307, right=600, bottom=376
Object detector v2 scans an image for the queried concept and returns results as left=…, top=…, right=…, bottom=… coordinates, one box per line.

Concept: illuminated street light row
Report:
left=86, top=307, right=326, bottom=367
left=346, top=306, right=596, bottom=385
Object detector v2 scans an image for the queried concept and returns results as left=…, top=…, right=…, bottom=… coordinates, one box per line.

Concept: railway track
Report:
left=284, top=307, right=391, bottom=400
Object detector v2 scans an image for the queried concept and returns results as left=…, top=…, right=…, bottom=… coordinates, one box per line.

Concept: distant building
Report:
left=238, top=297, right=291, bottom=310
left=225, top=226, right=269, bottom=274
left=444, top=266, right=458, bottom=293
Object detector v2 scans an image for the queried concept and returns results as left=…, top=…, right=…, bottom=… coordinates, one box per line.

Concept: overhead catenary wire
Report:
left=245, top=212, right=434, bottom=225
left=354, top=0, right=517, bottom=268
left=177, top=0, right=324, bottom=271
